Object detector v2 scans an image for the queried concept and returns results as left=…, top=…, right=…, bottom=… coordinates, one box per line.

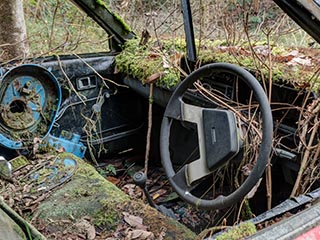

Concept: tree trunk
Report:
left=0, top=0, right=29, bottom=61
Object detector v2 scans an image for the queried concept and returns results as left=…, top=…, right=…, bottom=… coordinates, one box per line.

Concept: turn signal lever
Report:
left=133, top=172, right=176, bottom=219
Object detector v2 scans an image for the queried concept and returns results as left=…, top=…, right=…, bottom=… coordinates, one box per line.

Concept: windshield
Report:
left=24, top=0, right=110, bottom=57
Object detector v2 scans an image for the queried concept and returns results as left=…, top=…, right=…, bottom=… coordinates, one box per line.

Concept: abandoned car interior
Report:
left=0, top=0, right=320, bottom=239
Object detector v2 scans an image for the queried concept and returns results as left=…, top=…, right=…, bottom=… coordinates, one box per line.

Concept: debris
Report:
left=25, top=154, right=77, bottom=192
left=122, top=183, right=142, bottom=198
left=107, top=176, right=120, bottom=185
left=247, top=178, right=262, bottom=199
left=145, top=72, right=163, bottom=84
left=287, top=57, right=312, bottom=66
left=125, top=229, right=155, bottom=240
left=123, top=212, right=147, bottom=230
left=75, top=219, right=96, bottom=240
left=151, top=189, right=167, bottom=201
left=159, top=192, right=179, bottom=203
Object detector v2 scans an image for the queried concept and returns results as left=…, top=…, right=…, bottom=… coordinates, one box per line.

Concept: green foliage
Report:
left=97, top=164, right=117, bottom=176
left=241, top=199, right=254, bottom=220
left=105, top=164, right=117, bottom=175
left=216, top=222, right=256, bottom=240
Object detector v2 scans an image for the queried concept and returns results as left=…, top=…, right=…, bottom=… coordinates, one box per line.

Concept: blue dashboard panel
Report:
left=47, top=133, right=87, bottom=158
left=0, top=64, right=61, bottom=149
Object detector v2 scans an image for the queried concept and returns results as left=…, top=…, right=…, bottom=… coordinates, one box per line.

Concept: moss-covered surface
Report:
left=115, top=38, right=319, bottom=90
left=115, top=39, right=181, bottom=89
left=121, top=201, right=196, bottom=239
left=33, top=153, right=196, bottom=239
left=94, top=0, right=132, bottom=32
left=216, top=222, right=257, bottom=240
left=34, top=153, right=128, bottom=229
left=0, top=208, right=26, bottom=239
left=197, top=46, right=316, bottom=87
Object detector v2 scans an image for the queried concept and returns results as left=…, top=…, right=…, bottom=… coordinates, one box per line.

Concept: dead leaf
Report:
left=242, top=164, right=254, bottom=176
left=145, top=73, right=163, bottom=84
left=24, top=198, right=33, bottom=207
left=33, top=137, right=42, bottom=155
left=87, top=225, right=96, bottom=240
left=22, top=184, right=32, bottom=193
left=253, top=45, right=270, bottom=56
left=147, top=52, right=161, bottom=59
left=75, top=219, right=96, bottom=240
left=151, top=189, right=166, bottom=200
left=169, top=53, right=182, bottom=66
left=120, top=0, right=129, bottom=8
left=162, top=56, right=171, bottom=69
left=287, top=57, right=312, bottom=66
left=30, top=193, right=48, bottom=205
left=158, top=227, right=167, bottom=240
left=285, top=50, right=299, bottom=57
left=247, top=178, right=262, bottom=199
left=125, top=229, right=155, bottom=240
left=123, top=212, right=147, bottom=230
left=77, top=234, right=86, bottom=239
left=8, top=197, right=14, bottom=207
left=107, top=176, right=120, bottom=185
left=122, top=184, right=141, bottom=198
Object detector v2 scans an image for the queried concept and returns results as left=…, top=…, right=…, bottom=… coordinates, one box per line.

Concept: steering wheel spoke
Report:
left=186, top=157, right=211, bottom=185
left=171, top=166, right=202, bottom=193
left=181, top=101, right=203, bottom=123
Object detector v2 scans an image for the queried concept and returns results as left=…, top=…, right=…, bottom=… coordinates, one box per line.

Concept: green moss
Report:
left=115, top=39, right=181, bottom=89
left=35, top=153, right=128, bottom=228
left=92, top=198, right=120, bottom=229
left=33, top=153, right=196, bottom=239
left=95, top=0, right=132, bottom=32
left=112, top=12, right=132, bottom=32
left=116, top=38, right=318, bottom=91
left=198, top=46, right=317, bottom=89
left=216, top=222, right=257, bottom=240
left=95, top=0, right=107, bottom=8
left=9, top=156, right=29, bottom=171
left=241, top=199, right=254, bottom=220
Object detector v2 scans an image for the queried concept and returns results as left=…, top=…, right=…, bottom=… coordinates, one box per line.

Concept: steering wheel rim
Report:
left=160, top=63, right=273, bottom=210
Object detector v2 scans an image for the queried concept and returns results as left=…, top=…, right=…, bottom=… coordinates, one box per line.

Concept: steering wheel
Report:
left=160, top=63, right=273, bottom=210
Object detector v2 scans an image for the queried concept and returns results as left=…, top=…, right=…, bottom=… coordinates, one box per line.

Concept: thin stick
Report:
left=56, top=55, right=86, bottom=105
left=144, top=83, right=154, bottom=177
left=266, top=31, right=273, bottom=210
left=291, top=118, right=319, bottom=197
left=266, top=162, right=272, bottom=210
